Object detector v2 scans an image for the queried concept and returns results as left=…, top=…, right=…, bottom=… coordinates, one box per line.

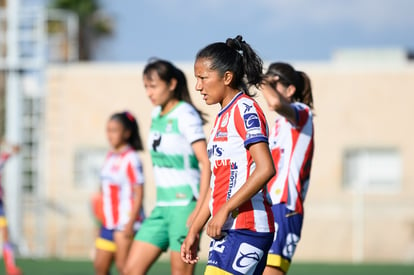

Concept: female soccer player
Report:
left=260, top=62, right=314, bottom=275
left=93, top=111, right=145, bottom=275
left=0, top=141, right=22, bottom=275
left=124, top=59, right=210, bottom=275
left=181, top=35, right=276, bottom=275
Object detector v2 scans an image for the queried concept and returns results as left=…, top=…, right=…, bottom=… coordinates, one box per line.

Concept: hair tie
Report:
left=233, top=38, right=244, bottom=56
left=124, top=111, right=135, bottom=122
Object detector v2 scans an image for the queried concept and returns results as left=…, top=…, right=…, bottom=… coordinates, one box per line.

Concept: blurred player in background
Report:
left=181, top=35, right=275, bottom=275
left=93, top=111, right=145, bottom=275
left=260, top=62, right=315, bottom=275
left=124, top=59, right=210, bottom=275
left=0, top=140, right=22, bottom=275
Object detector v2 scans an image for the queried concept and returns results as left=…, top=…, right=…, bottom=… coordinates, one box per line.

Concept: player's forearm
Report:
left=129, top=185, right=144, bottom=223
left=262, top=83, right=297, bottom=124
left=193, top=166, right=211, bottom=214
left=189, top=189, right=211, bottom=234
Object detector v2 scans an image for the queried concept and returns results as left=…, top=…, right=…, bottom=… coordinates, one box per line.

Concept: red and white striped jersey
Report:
left=0, top=152, right=11, bottom=200
left=100, top=147, right=145, bottom=230
left=267, top=102, right=314, bottom=214
left=207, top=92, right=274, bottom=233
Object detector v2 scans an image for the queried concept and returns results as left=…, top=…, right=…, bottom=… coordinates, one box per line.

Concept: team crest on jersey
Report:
left=214, top=113, right=229, bottom=141
left=220, top=113, right=229, bottom=127
left=274, top=119, right=282, bottom=136
left=110, top=156, right=122, bottom=172
left=165, top=119, right=173, bottom=132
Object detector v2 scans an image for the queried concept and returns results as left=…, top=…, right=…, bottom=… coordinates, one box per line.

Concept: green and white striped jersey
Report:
left=148, top=101, right=205, bottom=206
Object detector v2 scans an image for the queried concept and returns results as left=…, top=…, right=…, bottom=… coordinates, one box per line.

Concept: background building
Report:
left=1, top=0, right=413, bottom=265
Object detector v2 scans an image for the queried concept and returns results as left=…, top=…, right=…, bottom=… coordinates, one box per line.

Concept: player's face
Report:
left=143, top=71, right=174, bottom=107
left=194, top=58, right=227, bottom=105
left=106, top=119, right=127, bottom=150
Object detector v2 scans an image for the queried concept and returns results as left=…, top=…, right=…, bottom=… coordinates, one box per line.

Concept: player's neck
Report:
left=112, top=144, right=129, bottom=154
left=220, top=89, right=240, bottom=109
left=160, top=98, right=179, bottom=116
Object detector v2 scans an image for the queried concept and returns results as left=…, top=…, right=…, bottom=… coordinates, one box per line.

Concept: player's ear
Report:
left=223, top=71, right=233, bottom=86
left=286, top=84, right=296, bottom=98
left=123, top=129, right=131, bottom=141
left=169, top=78, right=177, bottom=91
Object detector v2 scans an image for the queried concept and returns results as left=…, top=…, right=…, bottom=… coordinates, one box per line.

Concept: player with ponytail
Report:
left=181, top=35, right=276, bottom=275
left=261, top=62, right=315, bottom=275
left=93, top=111, right=145, bottom=275
left=124, top=59, right=209, bottom=275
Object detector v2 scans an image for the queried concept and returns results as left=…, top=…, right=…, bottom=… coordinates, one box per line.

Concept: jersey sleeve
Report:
left=234, top=99, right=268, bottom=148
left=126, top=153, right=145, bottom=186
left=178, top=105, right=206, bottom=144
left=291, top=102, right=312, bottom=129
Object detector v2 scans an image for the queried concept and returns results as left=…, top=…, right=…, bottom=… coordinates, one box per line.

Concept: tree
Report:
left=48, top=0, right=113, bottom=60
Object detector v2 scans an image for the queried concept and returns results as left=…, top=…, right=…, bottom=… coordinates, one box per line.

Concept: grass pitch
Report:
left=1, top=259, right=413, bottom=274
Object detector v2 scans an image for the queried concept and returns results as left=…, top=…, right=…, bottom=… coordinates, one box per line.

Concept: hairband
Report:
left=124, top=111, right=135, bottom=122
left=234, top=39, right=243, bottom=56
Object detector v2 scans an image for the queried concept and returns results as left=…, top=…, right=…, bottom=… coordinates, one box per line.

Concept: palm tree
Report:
left=48, top=0, right=112, bottom=60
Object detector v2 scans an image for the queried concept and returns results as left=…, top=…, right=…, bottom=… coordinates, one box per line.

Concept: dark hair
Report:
left=266, top=62, right=314, bottom=109
left=143, top=58, right=207, bottom=124
left=195, top=35, right=264, bottom=96
left=110, top=111, right=143, bottom=151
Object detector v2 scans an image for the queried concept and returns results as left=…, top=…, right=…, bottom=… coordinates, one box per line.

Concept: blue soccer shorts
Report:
left=95, top=226, right=116, bottom=252
left=267, top=203, right=304, bottom=273
left=205, top=229, right=274, bottom=275
left=0, top=199, right=7, bottom=227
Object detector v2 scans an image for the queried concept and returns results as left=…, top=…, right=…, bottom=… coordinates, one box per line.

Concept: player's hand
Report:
left=12, top=145, right=21, bottom=154
left=181, top=232, right=200, bottom=264
left=261, top=75, right=279, bottom=89
left=206, top=207, right=228, bottom=239
left=123, top=222, right=134, bottom=239
left=264, top=74, right=279, bottom=84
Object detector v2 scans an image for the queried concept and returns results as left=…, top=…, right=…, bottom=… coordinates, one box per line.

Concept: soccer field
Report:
left=1, top=259, right=413, bottom=275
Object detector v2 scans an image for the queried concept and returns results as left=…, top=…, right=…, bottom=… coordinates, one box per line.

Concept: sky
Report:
left=33, top=0, right=414, bottom=62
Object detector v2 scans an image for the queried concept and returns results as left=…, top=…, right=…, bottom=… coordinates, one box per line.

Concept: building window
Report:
left=22, top=96, right=43, bottom=194
left=74, top=148, right=107, bottom=190
left=343, top=148, right=402, bottom=192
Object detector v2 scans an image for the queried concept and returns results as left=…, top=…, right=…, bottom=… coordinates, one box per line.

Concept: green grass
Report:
left=1, top=258, right=207, bottom=275
left=1, top=259, right=413, bottom=274
left=288, top=262, right=414, bottom=275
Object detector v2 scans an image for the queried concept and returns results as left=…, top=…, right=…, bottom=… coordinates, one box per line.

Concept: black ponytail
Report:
left=110, top=111, right=143, bottom=151
left=196, top=35, right=264, bottom=97
left=265, top=62, right=314, bottom=109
